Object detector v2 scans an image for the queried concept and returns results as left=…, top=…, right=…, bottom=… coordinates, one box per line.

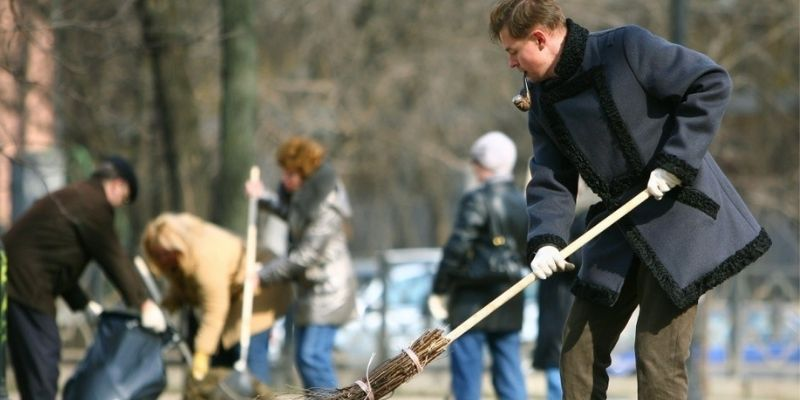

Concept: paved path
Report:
left=3, top=357, right=799, bottom=399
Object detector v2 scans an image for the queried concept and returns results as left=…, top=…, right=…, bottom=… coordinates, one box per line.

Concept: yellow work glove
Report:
left=191, top=352, right=210, bottom=381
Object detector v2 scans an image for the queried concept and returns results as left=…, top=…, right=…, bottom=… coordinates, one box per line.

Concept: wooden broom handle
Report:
left=236, top=166, right=261, bottom=372
left=445, top=189, right=651, bottom=341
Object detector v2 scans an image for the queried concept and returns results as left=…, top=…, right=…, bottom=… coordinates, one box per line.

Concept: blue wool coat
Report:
left=525, top=20, right=771, bottom=309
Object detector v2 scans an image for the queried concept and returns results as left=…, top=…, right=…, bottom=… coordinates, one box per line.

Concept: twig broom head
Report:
left=303, top=329, right=450, bottom=400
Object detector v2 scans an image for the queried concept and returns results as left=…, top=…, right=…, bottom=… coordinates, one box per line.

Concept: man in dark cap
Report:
left=2, top=155, right=165, bottom=400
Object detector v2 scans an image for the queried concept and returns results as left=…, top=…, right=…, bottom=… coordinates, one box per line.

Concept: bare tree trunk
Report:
left=211, top=0, right=258, bottom=231
left=136, top=0, right=201, bottom=212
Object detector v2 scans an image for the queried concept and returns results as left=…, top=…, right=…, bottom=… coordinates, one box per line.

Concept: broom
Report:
left=310, top=189, right=652, bottom=400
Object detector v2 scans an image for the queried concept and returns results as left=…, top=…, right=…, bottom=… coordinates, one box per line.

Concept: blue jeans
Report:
left=545, top=367, right=563, bottom=400
left=212, top=328, right=272, bottom=384
left=295, top=324, right=339, bottom=390
left=449, top=330, right=527, bottom=400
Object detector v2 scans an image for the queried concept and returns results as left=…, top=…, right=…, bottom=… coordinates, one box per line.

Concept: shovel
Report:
left=214, top=166, right=263, bottom=399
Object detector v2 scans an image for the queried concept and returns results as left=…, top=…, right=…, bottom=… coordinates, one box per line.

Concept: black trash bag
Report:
left=63, top=310, right=172, bottom=400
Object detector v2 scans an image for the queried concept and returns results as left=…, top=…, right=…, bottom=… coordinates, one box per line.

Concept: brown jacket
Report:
left=141, top=212, right=291, bottom=355
left=3, top=178, right=149, bottom=315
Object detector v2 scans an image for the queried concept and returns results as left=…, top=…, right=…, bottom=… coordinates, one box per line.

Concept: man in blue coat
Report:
left=489, top=1, right=771, bottom=399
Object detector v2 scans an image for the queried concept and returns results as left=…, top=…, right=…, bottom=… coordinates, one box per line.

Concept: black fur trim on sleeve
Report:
left=571, top=278, right=619, bottom=307
left=653, top=152, right=698, bottom=185
left=527, top=234, right=569, bottom=264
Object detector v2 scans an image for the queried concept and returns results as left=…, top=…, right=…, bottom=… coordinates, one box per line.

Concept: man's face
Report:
left=499, top=27, right=551, bottom=83
left=106, top=179, right=131, bottom=207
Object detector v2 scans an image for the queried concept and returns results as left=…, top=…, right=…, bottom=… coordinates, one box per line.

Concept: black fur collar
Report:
left=547, top=19, right=589, bottom=87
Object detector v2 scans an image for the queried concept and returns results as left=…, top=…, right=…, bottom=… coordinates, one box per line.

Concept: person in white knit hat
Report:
left=469, top=130, right=517, bottom=178
left=429, top=130, right=529, bottom=400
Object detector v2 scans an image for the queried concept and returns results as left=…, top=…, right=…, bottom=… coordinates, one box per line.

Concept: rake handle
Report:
left=445, top=189, right=651, bottom=341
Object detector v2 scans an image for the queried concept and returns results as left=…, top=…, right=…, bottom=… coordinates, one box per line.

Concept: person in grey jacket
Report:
left=430, top=131, right=529, bottom=400
left=489, top=1, right=771, bottom=399
left=246, top=136, right=357, bottom=391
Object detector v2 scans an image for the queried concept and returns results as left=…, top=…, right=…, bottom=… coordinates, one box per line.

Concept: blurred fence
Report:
left=709, top=263, right=800, bottom=378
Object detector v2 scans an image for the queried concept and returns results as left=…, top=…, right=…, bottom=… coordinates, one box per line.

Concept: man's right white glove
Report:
left=530, top=245, right=575, bottom=280
left=427, top=294, right=449, bottom=321
left=140, top=299, right=167, bottom=333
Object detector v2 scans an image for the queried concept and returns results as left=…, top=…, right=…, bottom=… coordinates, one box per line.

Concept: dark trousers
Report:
left=7, top=299, right=61, bottom=400
left=561, top=261, right=697, bottom=400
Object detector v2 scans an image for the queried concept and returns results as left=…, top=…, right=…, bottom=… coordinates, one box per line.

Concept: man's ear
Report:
left=529, top=29, right=545, bottom=49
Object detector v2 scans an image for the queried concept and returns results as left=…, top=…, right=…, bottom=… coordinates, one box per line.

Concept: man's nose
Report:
left=508, top=57, right=518, bottom=69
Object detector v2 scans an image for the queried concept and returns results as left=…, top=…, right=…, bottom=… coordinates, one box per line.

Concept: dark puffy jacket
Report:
left=432, top=177, right=528, bottom=332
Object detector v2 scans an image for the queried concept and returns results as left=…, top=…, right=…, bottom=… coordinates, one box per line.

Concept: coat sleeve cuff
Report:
left=653, top=152, right=698, bottom=185
left=527, top=234, right=568, bottom=264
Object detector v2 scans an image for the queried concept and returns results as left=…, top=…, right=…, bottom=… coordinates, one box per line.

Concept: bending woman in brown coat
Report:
left=141, top=212, right=291, bottom=384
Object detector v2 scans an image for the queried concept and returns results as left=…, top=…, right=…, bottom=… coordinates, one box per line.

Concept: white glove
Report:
left=86, top=300, right=104, bottom=318
left=140, top=299, right=167, bottom=333
left=427, top=294, right=449, bottom=321
left=529, top=245, right=575, bottom=280
left=647, top=168, right=681, bottom=200
left=84, top=300, right=103, bottom=324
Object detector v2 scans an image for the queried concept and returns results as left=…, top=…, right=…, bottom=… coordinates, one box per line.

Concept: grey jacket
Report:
left=525, top=20, right=771, bottom=309
left=258, top=163, right=357, bottom=326
left=432, top=177, right=528, bottom=331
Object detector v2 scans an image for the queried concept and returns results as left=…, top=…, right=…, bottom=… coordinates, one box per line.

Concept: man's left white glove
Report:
left=647, top=168, right=681, bottom=200
left=427, top=294, right=449, bottom=321
left=140, top=299, right=167, bottom=333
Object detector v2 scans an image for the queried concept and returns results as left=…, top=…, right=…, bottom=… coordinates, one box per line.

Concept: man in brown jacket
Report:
left=3, top=156, right=165, bottom=400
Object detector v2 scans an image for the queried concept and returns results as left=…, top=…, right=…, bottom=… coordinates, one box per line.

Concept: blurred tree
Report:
left=0, top=0, right=795, bottom=259
left=211, top=0, right=258, bottom=232
left=136, top=0, right=200, bottom=213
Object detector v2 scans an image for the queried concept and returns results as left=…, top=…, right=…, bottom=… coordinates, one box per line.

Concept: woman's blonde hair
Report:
left=276, top=136, right=326, bottom=179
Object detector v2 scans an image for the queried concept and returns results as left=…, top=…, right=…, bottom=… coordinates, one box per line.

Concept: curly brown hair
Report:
left=276, top=136, right=326, bottom=179
left=489, top=0, right=565, bottom=42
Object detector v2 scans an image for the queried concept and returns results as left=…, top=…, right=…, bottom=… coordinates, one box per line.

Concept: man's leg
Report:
left=6, top=300, right=60, bottom=400
left=448, top=330, right=485, bottom=400
left=294, top=324, right=338, bottom=390
left=561, top=274, right=639, bottom=400
left=634, top=263, right=697, bottom=400
left=487, top=330, right=527, bottom=400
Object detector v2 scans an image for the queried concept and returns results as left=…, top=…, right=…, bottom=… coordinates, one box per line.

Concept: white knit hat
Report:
left=470, top=131, right=517, bottom=176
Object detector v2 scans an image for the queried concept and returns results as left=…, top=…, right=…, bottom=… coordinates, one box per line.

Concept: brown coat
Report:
left=141, top=212, right=291, bottom=355
left=3, top=178, right=148, bottom=315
